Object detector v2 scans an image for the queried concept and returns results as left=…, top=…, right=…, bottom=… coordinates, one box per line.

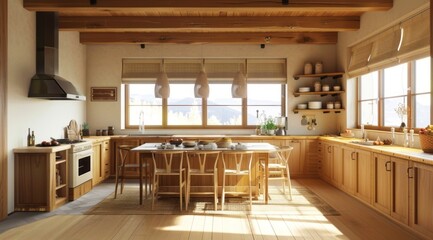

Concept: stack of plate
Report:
left=308, top=101, right=322, bottom=109
left=298, top=87, right=310, bottom=93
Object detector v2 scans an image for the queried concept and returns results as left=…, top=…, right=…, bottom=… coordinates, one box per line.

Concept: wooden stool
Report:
left=114, top=145, right=150, bottom=199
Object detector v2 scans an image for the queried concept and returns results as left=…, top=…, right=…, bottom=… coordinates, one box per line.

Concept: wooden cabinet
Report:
left=285, top=140, right=304, bottom=177
left=92, top=139, right=111, bottom=185
left=341, top=146, right=372, bottom=203
left=331, top=144, right=343, bottom=187
left=320, top=142, right=333, bottom=182
left=410, top=162, right=433, bottom=237
left=373, top=153, right=409, bottom=225
left=14, top=146, right=69, bottom=211
left=304, top=140, right=320, bottom=177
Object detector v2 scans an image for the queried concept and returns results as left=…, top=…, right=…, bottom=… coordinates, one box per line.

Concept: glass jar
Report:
left=334, top=101, right=341, bottom=109
left=108, top=126, right=114, bottom=135
left=315, top=62, right=323, bottom=74
left=327, top=102, right=334, bottom=109
left=314, top=81, right=321, bottom=92
left=304, top=62, right=313, bottom=75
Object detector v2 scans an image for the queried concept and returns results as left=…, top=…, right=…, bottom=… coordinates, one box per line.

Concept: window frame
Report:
left=124, top=83, right=286, bottom=129
left=357, top=58, right=431, bottom=132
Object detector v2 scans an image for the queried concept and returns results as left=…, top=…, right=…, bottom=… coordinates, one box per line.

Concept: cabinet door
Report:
left=341, top=147, right=356, bottom=194
left=390, top=157, right=409, bottom=225
left=321, top=142, right=333, bottom=182
left=373, top=153, right=391, bottom=214
left=355, top=149, right=372, bottom=203
left=285, top=140, right=304, bottom=177
left=410, top=162, right=433, bottom=237
left=304, top=140, right=319, bottom=177
left=101, top=140, right=110, bottom=179
left=92, top=142, right=102, bottom=185
left=331, top=145, right=343, bottom=187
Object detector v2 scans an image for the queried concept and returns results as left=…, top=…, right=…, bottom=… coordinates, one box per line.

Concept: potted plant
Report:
left=82, top=122, right=90, bottom=136
left=263, top=117, right=277, bottom=135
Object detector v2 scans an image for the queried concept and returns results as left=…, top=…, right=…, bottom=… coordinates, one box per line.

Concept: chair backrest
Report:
left=186, top=151, right=220, bottom=173
left=151, top=151, right=184, bottom=173
left=221, top=151, right=254, bottom=173
left=273, top=146, right=293, bottom=166
left=118, top=145, right=137, bottom=165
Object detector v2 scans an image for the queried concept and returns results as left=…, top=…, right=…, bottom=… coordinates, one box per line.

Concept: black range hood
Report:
left=28, top=12, right=86, bottom=101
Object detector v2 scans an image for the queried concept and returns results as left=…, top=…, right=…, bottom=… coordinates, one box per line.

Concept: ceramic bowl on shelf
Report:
left=322, top=85, right=330, bottom=92
left=298, top=87, right=310, bottom=93
left=297, top=103, right=307, bottom=109
left=308, top=101, right=322, bottom=109
left=333, top=86, right=341, bottom=91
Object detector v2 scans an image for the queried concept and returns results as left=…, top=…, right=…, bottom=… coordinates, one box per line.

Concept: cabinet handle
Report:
left=407, top=167, right=414, bottom=178
left=351, top=152, right=356, bottom=160
left=385, top=161, right=391, bottom=172
left=327, top=146, right=331, bottom=153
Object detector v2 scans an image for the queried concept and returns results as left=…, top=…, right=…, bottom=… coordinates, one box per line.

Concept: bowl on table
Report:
left=182, top=140, right=196, bottom=148
left=169, top=138, right=183, bottom=147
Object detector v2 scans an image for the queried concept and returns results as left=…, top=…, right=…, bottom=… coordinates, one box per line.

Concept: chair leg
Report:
left=114, top=165, right=119, bottom=199
left=249, top=173, right=252, bottom=211
left=221, top=173, right=226, bottom=211
left=186, top=172, right=190, bottom=211
left=152, top=174, right=158, bottom=210
left=214, top=173, right=218, bottom=211
left=120, top=163, right=126, bottom=194
left=281, top=169, right=286, bottom=194
left=286, top=167, right=292, bottom=200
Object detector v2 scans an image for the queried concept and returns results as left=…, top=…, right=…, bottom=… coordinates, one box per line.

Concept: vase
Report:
left=267, top=130, right=275, bottom=135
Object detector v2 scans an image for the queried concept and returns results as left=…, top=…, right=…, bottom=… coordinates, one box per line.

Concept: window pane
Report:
left=415, top=57, right=431, bottom=94
left=129, top=106, right=162, bottom=125
left=360, top=100, right=378, bottom=125
left=247, top=107, right=282, bottom=126
left=247, top=84, right=282, bottom=105
left=208, top=84, right=242, bottom=105
left=129, top=84, right=162, bottom=105
left=415, top=94, right=431, bottom=128
left=207, top=106, right=242, bottom=125
left=167, top=84, right=199, bottom=105
left=360, top=72, right=378, bottom=100
left=167, top=106, right=202, bottom=125
left=384, top=63, right=408, bottom=97
left=383, top=97, right=407, bottom=127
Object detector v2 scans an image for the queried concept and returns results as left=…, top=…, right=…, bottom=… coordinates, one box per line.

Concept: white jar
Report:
left=322, top=84, right=330, bottom=92
left=315, top=62, right=323, bottom=74
left=314, top=81, right=321, bottom=92
left=304, top=62, right=313, bottom=75
left=326, top=102, right=334, bottom=109
left=334, top=101, right=341, bottom=109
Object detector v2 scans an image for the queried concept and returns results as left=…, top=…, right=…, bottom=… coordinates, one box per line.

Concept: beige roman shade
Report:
left=122, top=58, right=287, bottom=84
left=347, top=8, right=430, bottom=78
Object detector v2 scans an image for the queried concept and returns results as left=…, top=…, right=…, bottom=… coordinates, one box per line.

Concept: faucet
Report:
left=138, top=110, right=145, bottom=134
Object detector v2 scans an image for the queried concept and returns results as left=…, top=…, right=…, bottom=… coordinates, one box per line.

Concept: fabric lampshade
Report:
left=154, top=71, right=170, bottom=98
left=231, top=71, right=247, bottom=98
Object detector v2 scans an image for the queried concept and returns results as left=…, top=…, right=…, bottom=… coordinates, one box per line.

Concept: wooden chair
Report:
left=185, top=151, right=220, bottom=210
left=151, top=151, right=187, bottom=211
left=114, top=145, right=150, bottom=199
left=261, top=146, right=293, bottom=200
left=221, top=151, right=254, bottom=211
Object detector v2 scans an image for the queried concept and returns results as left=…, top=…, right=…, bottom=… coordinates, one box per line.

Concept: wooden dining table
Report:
left=131, top=142, right=278, bottom=205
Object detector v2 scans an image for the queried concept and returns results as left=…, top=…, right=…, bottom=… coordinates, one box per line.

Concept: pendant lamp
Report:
left=194, top=60, right=209, bottom=98
left=155, top=60, right=170, bottom=98
left=232, top=71, right=247, bottom=98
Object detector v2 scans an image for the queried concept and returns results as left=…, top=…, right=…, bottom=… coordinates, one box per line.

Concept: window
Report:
left=125, top=83, right=284, bottom=129
left=357, top=57, right=431, bottom=130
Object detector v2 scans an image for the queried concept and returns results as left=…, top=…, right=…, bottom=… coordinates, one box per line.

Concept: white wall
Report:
left=87, top=44, right=340, bottom=136
left=337, top=0, right=430, bottom=130
left=7, top=0, right=87, bottom=213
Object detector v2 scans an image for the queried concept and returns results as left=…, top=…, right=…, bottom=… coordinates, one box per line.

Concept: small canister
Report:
left=108, top=126, right=114, bottom=135
left=315, top=62, right=323, bottom=74
left=327, top=102, right=334, bottom=109
left=334, top=101, right=341, bottom=109
left=96, top=130, right=101, bottom=136
left=322, top=84, right=330, bottom=92
left=314, top=81, right=321, bottom=92
left=102, top=130, right=108, bottom=136
left=304, top=62, right=313, bottom=75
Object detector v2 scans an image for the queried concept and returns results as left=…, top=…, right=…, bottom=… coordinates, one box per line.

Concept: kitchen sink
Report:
left=351, top=140, right=374, bottom=146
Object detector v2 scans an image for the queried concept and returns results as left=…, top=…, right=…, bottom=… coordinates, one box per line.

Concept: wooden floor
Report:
left=0, top=179, right=423, bottom=240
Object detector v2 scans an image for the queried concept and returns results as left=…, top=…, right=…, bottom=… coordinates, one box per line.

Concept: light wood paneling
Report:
left=355, top=149, right=371, bottom=203
left=411, top=162, right=433, bottom=237
left=373, top=153, right=391, bottom=214
left=391, top=157, right=409, bottom=225
left=0, top=0, right=7, bottom=220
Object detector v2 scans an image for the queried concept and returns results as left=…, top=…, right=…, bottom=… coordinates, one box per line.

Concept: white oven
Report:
left=68, top=143, right=93, bottom=188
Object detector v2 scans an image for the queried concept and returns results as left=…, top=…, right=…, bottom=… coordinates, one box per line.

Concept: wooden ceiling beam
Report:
left=24, top=0, right=393, bottom=12
left=79, top=32, right=338, bottom=44
left=59, top=16, right=360, bottom=32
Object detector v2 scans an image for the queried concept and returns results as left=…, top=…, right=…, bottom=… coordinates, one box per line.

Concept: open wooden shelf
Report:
left=294, top=90, right=344, bottom=97
left=294, top=72, right=344, bottom=80
left=293, top=109, right=344, bottom=114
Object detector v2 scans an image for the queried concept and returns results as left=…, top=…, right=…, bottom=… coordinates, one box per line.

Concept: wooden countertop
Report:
left=14, top=144, right=71, bottom=153
left=109, top=135, right=319, bottom=140
left=320, top=136, right=433, bottom=165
